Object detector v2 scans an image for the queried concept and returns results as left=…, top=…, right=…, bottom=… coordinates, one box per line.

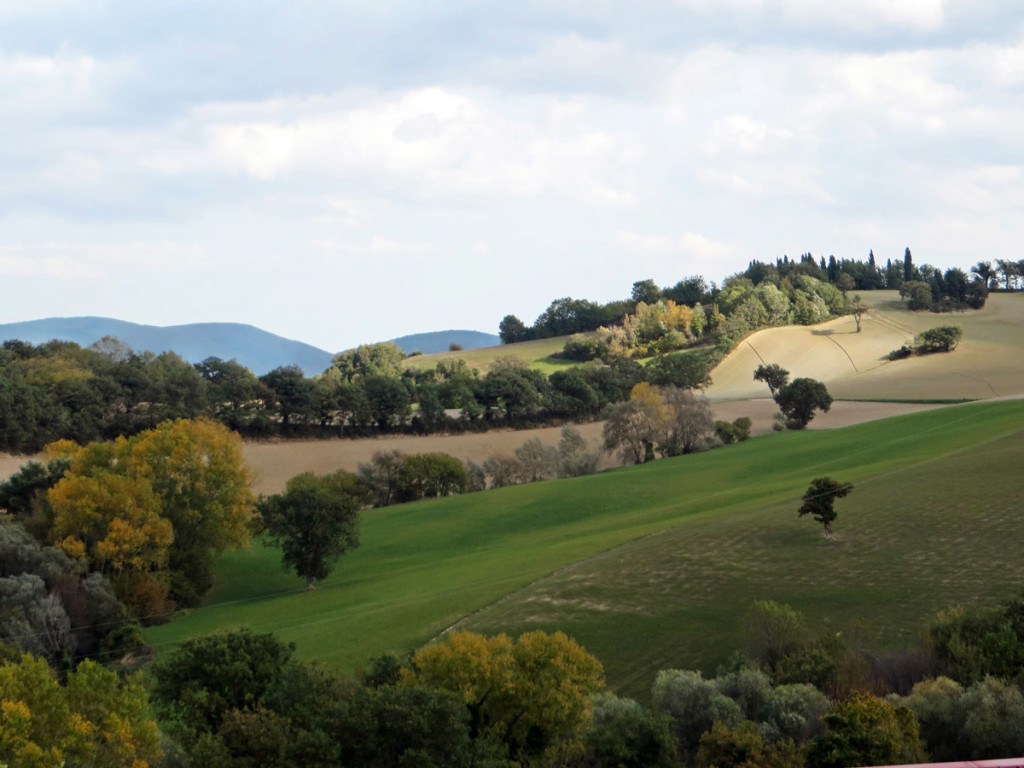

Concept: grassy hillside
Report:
left=145, top=399, right=1024, bottom=697
left=402, top=335, right=583, bottom=375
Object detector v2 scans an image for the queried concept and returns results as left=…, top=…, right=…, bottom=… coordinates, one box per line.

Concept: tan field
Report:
left=1, top=400, right=944, bottom=495
left=3, top=292, right=1020, bottom=494
left=707, top=292, right=1024, bottom=401
left=237, top=400, right=946, bottom=494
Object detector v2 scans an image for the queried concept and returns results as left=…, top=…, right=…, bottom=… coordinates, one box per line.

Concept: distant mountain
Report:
left=388, top=329, right=501, bottom=355
left=0, top=317, right=334, bottom=376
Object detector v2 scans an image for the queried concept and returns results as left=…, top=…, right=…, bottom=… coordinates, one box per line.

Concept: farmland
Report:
left=145, top=399, right=1024, bottom=697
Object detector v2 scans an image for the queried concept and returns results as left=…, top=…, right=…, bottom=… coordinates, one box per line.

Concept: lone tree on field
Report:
left=259, top=470, right=366, bottom=589
left=798, top=477, right=854, bottom=538
left=776, top=377, right=832, bottom=429
left=849, top=294, right=869, bottom=333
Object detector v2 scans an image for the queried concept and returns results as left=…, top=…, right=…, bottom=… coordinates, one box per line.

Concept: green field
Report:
left=145, top=399, right=1024, bottom=697
left=401, top=334, right=584, bottom=375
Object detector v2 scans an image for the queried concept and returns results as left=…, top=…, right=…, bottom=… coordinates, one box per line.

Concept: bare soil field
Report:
left=707, top=292, right=1024, bottom=401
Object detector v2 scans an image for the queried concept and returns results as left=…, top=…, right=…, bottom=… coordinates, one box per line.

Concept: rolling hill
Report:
left=144, top=399, right=1024, bottom=698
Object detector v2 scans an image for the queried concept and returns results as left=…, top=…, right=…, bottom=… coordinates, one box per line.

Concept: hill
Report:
left=402, top=334, right=581, bottom=375
left=706, top=292, right=1024, bottom=401
left=144, top=400, right=1024, bottom=697
left=0, top=317, right=335, bottom=376
left=388, top=329, right=500, bottom=354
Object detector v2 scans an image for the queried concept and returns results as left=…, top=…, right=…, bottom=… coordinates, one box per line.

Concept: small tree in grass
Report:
left=798, top=477, right=853, bottom=539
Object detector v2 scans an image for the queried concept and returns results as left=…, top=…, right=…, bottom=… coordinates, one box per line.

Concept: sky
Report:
left=1, top=1, right=1022, bottom=352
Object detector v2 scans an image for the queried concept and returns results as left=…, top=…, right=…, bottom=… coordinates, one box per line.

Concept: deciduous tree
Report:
left=259, top=470, right=365, bottom=590
left=0, top=653, right=161, bottom=768
left=808, top=691, right=925, bottom=768
left=401, top=629, right=604, bottom=759
left=775, top=378, right=832, bottom=429
left=797, top=477, right=853, bottom=538
left=753, top=364, right=790, bottom=399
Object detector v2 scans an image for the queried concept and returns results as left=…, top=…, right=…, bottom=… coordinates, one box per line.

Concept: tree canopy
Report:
left=259, top=470, right=365, bottom=589
left=797, top=477, right=854, bottom=538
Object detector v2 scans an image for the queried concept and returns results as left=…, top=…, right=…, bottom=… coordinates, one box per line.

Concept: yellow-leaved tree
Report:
left=46, top=418, right=254, bottom=613
left=401, top=630, right=604, bottom=760
left=0, top=654, right=161, bottom=768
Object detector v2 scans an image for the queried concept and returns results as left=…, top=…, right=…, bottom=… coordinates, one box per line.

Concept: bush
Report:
left=714, top=417, right=752, bottom=445
left=915, top=325, right=963, bottom=354
left=560, top=335, right=610, bottom=362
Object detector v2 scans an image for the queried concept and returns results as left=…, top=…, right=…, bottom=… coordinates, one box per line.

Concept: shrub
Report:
left=915, top=325, right=963, bottom=354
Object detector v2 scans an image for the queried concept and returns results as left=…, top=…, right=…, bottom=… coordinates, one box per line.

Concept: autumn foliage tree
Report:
left=0, top=653, right=161, bottom=768
left=400, top=629, right=605, bottom=760
left=44, top=418, right=255, bottom=612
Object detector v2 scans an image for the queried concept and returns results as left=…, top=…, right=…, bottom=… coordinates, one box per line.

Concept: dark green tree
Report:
left=151, top=628, right=296, bottom=738
left=797, top=477, right=853, bottom=538
left=363, top=375, right=413, bottom=429
left=775, top=378, right=832, bottom=429
left=631, top=279, right=662, bottom=306
left=259, top=470, right=365, bottom=589
left=915, top=325, right=963, bottom=354
left=498, top=314, right=530, bottom=344
left=645, top=352, right=711, bottom=390
left=663, top=275, right=710, bottom=306
left=585, top=694, right=679, bottom=768
left=753, top=363, right=790, bottom=399
left=259, top=365, right=313, bottom=427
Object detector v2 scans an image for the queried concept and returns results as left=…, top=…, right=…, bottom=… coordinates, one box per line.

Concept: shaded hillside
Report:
left=389, top=329, right=500, bottom=354
left=0, top=317, right=334, bottom=376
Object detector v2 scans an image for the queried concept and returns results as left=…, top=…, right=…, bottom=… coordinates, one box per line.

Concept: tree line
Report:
left=10, top=585, right=1023, bottom=767
left=0, top=335, right=714, bottom=453
left=499, top=248, right=1000, bottom=351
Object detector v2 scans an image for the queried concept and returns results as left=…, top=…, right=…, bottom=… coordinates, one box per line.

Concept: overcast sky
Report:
left=2, top=1, right=1021, bottom=352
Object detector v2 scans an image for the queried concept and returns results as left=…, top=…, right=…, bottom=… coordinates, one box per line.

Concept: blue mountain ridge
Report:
left=0, top=318, right=500, bottom=376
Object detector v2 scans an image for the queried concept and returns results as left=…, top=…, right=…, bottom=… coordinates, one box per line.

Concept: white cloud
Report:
left=0, top=49, right=99, bottom=114
left=672, top=0, right=945, bottom=30
left=0, top=242, right=209, bottom=279
left=613, top=231, right=750, bottom=278
left=191, top=87, right=639, bottom=205
left=777, top=0, right=945, bottom=30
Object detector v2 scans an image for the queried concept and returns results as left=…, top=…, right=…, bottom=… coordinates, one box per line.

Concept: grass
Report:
left=835, top=397, right=978, bottom=404
left=145, top=400, right=1024, bottom=699
left=401, top=335, right=583, bottom=375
